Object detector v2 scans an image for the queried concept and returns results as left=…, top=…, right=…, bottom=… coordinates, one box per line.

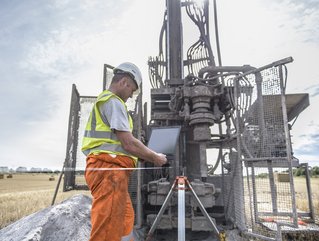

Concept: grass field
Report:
left=0, top=174, right=318, bottom=229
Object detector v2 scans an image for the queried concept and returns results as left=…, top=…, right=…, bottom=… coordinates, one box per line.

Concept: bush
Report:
left=257, top=173, right=268, bottom=178
left=292, top=166, right=319, bottom=177
left=312, top=166, right=319, bottom=176
left=295, top=167, right=305, bottom=176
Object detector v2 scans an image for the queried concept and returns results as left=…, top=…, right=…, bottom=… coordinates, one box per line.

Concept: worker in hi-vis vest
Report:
left=82, top=62, right=167, bottom=241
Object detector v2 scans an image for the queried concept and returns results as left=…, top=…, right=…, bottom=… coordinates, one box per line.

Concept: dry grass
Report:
left=244, top=176, right=319, bottom=223
left=0, top=173, right=91, bottom=229
left=294, top=177, right=319, bottom=222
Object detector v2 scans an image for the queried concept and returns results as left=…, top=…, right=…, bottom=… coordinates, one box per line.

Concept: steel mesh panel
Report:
left=77, top=97, right=97, bottom=164
left=241, top=67, right=288, bottom=159
left=128, top=171, right=138, bottom=205
left=74, top=97, right=96, bottom=186
left=233, top=65, right=298, bottom=233
left=243, top=165, right=254, bottom=228
left=244, top=167, right=295, bottom=222
left=233, top=153, right=246, bottom=231
left=221, top=151, right=247, bottom=231
left=222, top=153, right=235, bottom=224
left=63, top=84, right=81, bottom=191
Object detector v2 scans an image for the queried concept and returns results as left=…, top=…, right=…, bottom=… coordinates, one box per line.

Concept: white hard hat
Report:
left=113, top=62, right=142, bottom=88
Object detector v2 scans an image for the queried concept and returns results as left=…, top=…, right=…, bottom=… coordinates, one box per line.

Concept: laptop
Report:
left=147, top=126, right=181, bottom=161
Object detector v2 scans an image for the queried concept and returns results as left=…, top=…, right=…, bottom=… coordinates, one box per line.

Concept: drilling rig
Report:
left=60, top=0, right=318, bottom=240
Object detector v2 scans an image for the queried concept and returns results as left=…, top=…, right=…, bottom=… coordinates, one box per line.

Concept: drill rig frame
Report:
left=141, top=0, right=313, bottom=240
left=60, top=0, right=317, bottom=240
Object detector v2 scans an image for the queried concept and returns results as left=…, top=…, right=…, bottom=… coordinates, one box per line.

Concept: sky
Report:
left=0, top=0, right=318, bottom=170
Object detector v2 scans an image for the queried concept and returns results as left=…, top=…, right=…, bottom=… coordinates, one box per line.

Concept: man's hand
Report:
left=152, top=153, right=167, bottom=167
left=116, top=131, right=168, bottom=166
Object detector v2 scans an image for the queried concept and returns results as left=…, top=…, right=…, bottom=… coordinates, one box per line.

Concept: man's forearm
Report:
left=127, top=138, right=158, bottom=161
left=115, top=131, right=159, bottom=163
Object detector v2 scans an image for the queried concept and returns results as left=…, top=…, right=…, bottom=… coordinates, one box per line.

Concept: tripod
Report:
left=145, top=176, right=226, bottom=241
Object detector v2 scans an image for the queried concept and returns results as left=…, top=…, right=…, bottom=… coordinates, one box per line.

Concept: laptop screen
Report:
left=147, top=126, right=181, bottom=156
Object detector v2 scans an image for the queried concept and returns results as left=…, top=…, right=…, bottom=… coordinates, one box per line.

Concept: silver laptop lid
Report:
left=147, top=126, right=181, bottom=156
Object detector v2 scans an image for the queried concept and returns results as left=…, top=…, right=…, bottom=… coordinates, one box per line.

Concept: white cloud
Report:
left=0, top=0, right=318, bottom=170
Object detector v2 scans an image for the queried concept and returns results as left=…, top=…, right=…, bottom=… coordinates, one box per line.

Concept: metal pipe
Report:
left=233, top=77, right=246, bottom=230
left=251, top=164, right=258, bottom=224
left=245, top=164, right=255, bottom=230
left=302, top=163, right=315, bottom=221
left=198, top=65, right=255, bottom=77
left=135, top=162, right=143, bottom=228
left=279, top=65, right=298, bottom=227
left=178, top=178, right=186, bottom=241
left=245, top=157, right=289, bottom=162
left=136, top=92, right=143, bottom=228
left=166, top=0, right=183, bottom=83
left=236, top=57, right=293, bottom=78
left=200, top=57, right=294, bottom=79
left=267, top=160, right=278, bottom=213
left=51, top=163, right=65, bottom=205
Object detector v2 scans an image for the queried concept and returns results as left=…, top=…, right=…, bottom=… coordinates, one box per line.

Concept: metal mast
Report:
left=166, top=0, right=184, bottom=85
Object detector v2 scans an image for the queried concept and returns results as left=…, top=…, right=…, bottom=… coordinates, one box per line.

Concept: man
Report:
left=82, top=62, right=167, bottom=241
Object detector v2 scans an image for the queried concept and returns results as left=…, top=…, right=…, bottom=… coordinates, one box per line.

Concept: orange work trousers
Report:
left=85, top=153, right=135, bottom=241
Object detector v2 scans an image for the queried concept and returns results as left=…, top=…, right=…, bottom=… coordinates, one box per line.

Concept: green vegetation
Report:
left=293, top=166, right=319, bottom=177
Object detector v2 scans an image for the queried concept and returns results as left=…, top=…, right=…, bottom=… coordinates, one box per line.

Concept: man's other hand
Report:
left=153, top=153, right=167, bottom=167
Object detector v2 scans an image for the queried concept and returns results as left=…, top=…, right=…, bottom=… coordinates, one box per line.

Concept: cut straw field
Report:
left=0, top=173, right=91, bottom=229
left=294, top=176, right=319, bottom=221
left=0, top=174, right=318, bottom=229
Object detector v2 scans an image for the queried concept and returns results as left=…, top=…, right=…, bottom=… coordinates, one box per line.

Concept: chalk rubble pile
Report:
left=0, top=194, right=92, bottom=241
left=0, top=194, right=245, bottom=241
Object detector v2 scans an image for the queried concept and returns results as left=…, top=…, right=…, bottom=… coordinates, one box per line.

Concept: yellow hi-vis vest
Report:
left=81, top=90, right=138, bottom=166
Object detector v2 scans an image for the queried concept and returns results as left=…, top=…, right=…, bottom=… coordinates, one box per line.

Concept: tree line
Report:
left=293, top=166, right=319, bottom=177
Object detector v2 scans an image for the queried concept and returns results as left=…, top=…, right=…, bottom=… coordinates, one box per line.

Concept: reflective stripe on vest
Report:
left=84, top=130, right=117, bottom=139
left=82, top=142, right=132, bottom=157
left=81, top=90, right=137, bottom=163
